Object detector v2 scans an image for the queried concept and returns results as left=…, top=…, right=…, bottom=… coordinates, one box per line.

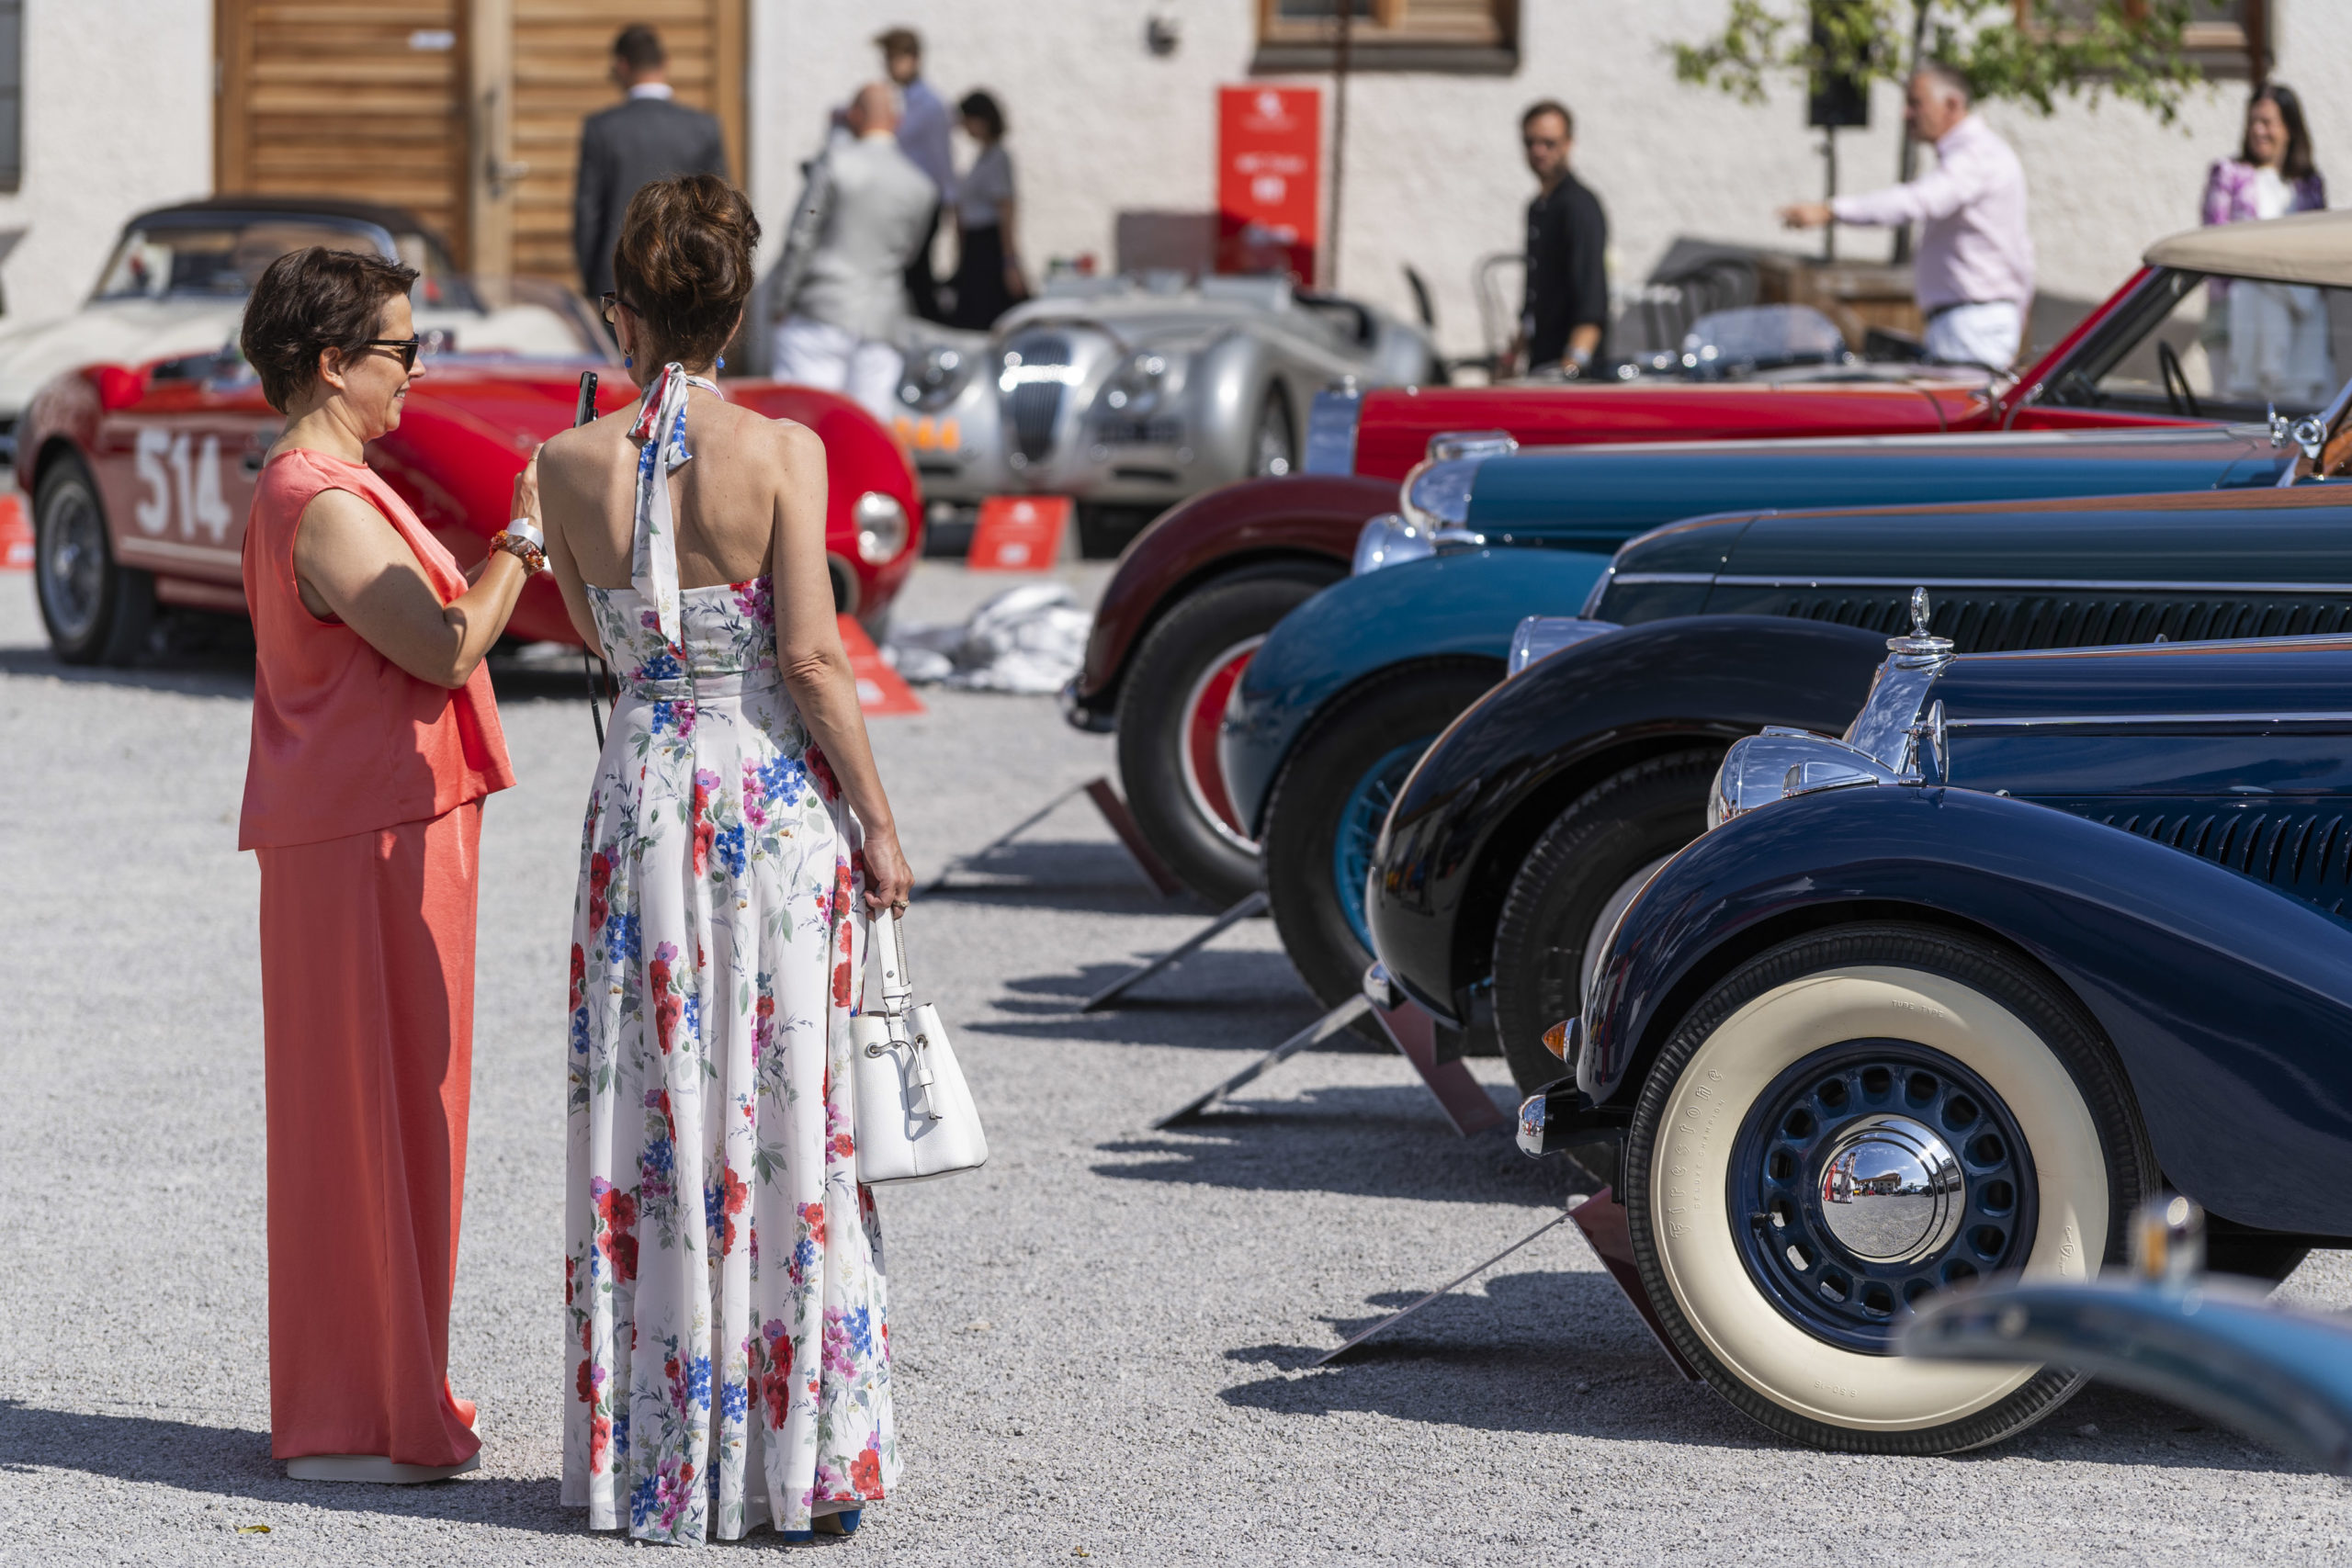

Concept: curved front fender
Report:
left=1367, top=615, right=1890, bottom=1021
left=1582, top=784, right=2352, bottom=1236
left=1219, top=547, right=1612, bottom=835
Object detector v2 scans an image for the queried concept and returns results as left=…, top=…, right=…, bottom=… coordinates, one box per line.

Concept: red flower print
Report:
left=808, top=745, right=840, bottom=802
left=831, top=954, right=851, bottom=1008
left=568, top=943, right=585, bottom=1013
left=588, top=852, right=612, bottom=931
left=590, top=1410, right=611, bottom=1473
left=576, top=1358, right=596, bottom=1406
left=650, top=942, right=682, bottom=1054
left=598, top=1186, right=640, bottom=1283
left=850, top=1445, right=883, bottom=1498
left=692, top=771, right=716, bottom=876
left=718, top=1164, right=747, bottom=1254
left=830, top=1132, right=855, bottom=1161
left=798, top=1199, right=827, bottom=1250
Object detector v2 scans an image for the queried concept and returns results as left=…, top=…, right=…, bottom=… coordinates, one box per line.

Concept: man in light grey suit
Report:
left=770, top=84, right=936, bottom=420
left=573, top=24, right=729, bottom=300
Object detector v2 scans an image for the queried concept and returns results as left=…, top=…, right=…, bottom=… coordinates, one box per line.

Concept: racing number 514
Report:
left=133, top=426, right=232, bottom=544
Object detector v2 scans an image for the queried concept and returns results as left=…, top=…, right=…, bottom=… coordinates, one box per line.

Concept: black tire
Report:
left=1114, top=564, right=1342, bottom=906
left=1251, top=386, right=1296, bottom=479
left=1623, top=922, right=2156, bottom=1455
left=1264, top=660, right=1501, bottom=1018
left=34, top=454, right=153, bottom=666
left=1491, top=750, right=1723, bottom=1095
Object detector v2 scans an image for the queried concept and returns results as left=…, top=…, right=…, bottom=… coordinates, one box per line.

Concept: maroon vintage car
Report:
left=1072, top=209, right=2349, bottom=905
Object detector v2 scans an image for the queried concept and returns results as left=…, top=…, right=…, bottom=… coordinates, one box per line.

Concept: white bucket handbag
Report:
left=851, top=912, right=988, bottom=1183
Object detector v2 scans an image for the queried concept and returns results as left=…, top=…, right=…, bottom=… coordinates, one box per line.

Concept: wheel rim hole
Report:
left=1767, top=1150, right=1795, bottom=1184
left=1859, top=1066, right=1894, bottom=1099
left=1943, top=1094, right=1980, bottom=1131
left=1816, top=1269, right=1851, bottom=1304
left=1979, top=1178, right=2015, bottom=1215
left=1941, top=1258, right=1980, bottom=1286
left=1770, top=1197, right=1796, bottom=1230
left=1971, top=1224, right=2007, bottom=1259
left=1815, top=1078, right=1849, bottom=1111
left=1903, top=1279, right=1935, bottom=1308
left=1905, top=1071, right=1938, bottom=1107
left=1784, top=1242, right=1813, bottom=1273
left=1860, top=1282, right=1894, bottom=1316
left=1969, top=1132, right=2006, bottom=1167
left=1782, top=1108, right=1815, bottom=1141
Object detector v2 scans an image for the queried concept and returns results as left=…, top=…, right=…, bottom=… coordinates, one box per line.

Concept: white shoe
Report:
left=284, top=1452, right=481, bottom=1484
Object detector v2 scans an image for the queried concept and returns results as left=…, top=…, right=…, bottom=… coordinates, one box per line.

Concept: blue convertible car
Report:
left=1520, top=613, right=2352, bottom=1455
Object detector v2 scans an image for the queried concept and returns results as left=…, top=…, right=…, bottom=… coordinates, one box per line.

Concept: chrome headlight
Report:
left=899, top=344, right=969, bottom=411
left=1506, top=615, right=1620, bottom=676
left=1352, top=512, right=1430, bottom=575
left=854, top=491, right=910, bottom=563
left=1099, top=351, right=1172, bottom=417
left=1398, top=430, right=1515, bottom=540
left=1707, top=728, right=1901, bottom=830
left=1303, top=379, right=1362, bottom=474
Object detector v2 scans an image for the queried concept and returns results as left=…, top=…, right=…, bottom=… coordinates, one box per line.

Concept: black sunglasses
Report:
left=365, top=336, right=424, bottom=371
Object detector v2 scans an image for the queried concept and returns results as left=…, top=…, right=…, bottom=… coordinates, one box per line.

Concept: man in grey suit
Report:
left=572, top=24, right=729, bottom=301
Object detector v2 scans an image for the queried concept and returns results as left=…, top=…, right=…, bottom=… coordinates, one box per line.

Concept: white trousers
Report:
left=1925, top=300, right=2023, bottom=371
left=773, top=315, right=904, bottom=423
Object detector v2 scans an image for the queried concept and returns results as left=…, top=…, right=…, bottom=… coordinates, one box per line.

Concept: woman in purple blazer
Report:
left=2200, top=84, right=2331, bottom=407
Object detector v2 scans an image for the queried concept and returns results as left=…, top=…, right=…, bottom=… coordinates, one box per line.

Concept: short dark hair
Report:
left=875, top=26, right=920, bottom=59
left=612, top=175, right=761, bottom=368
left=613, top=24, right=664, bottom=71
left=240, top=246, right=418, bottom=413
left=958, top=90, right=1005, bottom=141
left=1521, top=99, right=1573, bottom=138
left=2247, top=82, right=2320, bottom=185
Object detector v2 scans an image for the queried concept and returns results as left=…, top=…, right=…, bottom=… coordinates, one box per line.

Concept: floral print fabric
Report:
left=561, top=418, right=896, bottom=1542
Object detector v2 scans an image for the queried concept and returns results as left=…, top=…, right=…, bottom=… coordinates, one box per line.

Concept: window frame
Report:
left=1251, top=0, right=1519, bottom=75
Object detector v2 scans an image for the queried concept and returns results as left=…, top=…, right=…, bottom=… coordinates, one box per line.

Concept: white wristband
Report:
left=504, top=516, right=545, bottom=550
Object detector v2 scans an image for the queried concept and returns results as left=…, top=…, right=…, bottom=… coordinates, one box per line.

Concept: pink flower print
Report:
left=740, top=759, right=769, bottom=829
left=587, top=852, right=611, bottom=932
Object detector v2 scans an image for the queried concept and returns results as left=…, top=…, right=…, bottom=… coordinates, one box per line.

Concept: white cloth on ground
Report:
left=885, top=583, right=1091, bottom=694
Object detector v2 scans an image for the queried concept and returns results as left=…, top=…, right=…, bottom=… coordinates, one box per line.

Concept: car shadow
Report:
left=0, top=631, right=255, bottom=698
left=0, top=1400, right=576, bottom=1531
left=1219, top=1269, right=2320, bottom=1474
left=1093, top=1087, right=1561, bottom=1204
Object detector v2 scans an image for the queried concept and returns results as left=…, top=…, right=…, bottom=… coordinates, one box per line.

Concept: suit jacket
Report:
left=573, top=96, right=730, bottom=297
left=774, top=132, right=936, bottom=343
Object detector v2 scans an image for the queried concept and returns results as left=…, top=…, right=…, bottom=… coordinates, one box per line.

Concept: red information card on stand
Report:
left=0, top=495, right=28, bottom=571
left=967, top=495, right=1070, bottom=571
left=836, top=615, right=925, bottom=716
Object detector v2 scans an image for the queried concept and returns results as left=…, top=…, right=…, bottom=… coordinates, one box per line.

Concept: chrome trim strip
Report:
left=1702, top=574, right=2352, bottom=594
left=118, top=537, right=240, bottom=566
left=1605, top=571, right=1716, bottom=585
left=1947, top=712, right=2352, bottom=731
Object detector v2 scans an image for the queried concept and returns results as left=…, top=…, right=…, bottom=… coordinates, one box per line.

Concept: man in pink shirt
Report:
left=1780, top=64, right=2034, bottom=370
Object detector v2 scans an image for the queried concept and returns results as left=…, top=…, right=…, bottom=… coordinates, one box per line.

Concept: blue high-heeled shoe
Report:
left=781, top=1508, right=862, bottom=1543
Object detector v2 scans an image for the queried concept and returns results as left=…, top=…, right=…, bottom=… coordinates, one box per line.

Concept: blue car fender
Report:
left=1218, top=547, right=1613, bottom=835
left=1581, top=784, right=2352, bottom=1237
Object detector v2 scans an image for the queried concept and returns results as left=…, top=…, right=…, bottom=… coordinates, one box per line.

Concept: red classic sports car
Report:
left=1070, top=207, right=2352, bottom=905
left=18, top=202, right=922, bottom=665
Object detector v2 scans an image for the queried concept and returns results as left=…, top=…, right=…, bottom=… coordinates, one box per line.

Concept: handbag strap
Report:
left=873, top=909, right=914, bottom=1018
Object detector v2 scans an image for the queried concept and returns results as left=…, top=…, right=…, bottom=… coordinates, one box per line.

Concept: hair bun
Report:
left=612, top=174, right=762, bottom=367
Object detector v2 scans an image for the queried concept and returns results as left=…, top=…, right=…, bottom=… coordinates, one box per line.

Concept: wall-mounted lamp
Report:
left=1145, top=15, right=1182, bottom=56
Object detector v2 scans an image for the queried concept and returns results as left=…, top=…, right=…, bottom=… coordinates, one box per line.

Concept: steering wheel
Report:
left=2157, top=340, right=2201, bottom=419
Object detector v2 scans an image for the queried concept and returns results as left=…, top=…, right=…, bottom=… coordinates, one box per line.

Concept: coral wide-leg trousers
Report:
left=256, top=801, right=483, bottom=1467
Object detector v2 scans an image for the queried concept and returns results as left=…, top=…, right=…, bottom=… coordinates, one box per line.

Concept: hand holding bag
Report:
left=851, top=912, right=988, bottom=1183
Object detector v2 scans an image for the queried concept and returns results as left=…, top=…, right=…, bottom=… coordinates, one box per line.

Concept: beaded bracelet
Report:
left=489, top=527, right=548, bottom=576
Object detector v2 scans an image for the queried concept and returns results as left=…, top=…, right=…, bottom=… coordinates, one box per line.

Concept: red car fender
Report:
left=1070, top=471, right=1396, bottom=716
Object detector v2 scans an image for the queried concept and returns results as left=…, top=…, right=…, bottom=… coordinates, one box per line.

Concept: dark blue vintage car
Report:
left=1216, top=417, right=2319, bottom=1022
left=1369, top=426, right=2352, bottom=1094
left=1518, top=618, right=2352, bottom=1454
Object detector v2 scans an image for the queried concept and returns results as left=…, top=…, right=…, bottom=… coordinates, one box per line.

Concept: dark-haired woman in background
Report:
left=539, top=174, right=911, bottom=1546
left=948, top=90, right=1025, bottom=329
left=238, top=247, right=538, bottom=1481
left=2200, top=82, right=2332, bottom=405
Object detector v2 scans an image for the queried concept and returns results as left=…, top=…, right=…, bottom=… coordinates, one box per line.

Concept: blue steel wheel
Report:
left=1332, top=739, right=1430, bottom=953
left=1729, top=1041, right=2037, bottom=1355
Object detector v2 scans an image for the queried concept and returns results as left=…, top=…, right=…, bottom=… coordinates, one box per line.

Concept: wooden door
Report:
left=216, top=0, right=472, bottom=260
left=503, top=0, right=746, bottom=287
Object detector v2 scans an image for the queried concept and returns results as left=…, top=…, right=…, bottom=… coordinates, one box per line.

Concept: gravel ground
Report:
left=5, top=559, right=2352, bottom=1566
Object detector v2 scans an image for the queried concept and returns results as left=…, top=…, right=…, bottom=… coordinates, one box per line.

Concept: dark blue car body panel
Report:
left=1222, top=425, right=2293, bottom=834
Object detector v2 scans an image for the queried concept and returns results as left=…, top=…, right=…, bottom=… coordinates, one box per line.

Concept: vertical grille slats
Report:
left=2087, top=801, right=2352, bottom=916
left=1775, top=592, right=2352, bottom=655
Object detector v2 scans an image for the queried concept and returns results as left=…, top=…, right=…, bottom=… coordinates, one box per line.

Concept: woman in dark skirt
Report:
left=948, top=91, right=1024, bottom=330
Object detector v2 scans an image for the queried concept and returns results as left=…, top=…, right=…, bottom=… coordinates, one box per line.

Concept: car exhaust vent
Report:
left=2088, top=803, right=2352, bottom=917
left=1003, top=333, right=1070, bottom=464
left=1776, top=592, right=2352, bottom=654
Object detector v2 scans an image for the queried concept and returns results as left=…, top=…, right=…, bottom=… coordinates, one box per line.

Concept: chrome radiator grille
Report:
left=1763, top=591, right=2352, bottom=653
left=2066, top=801, right=2352, bottom=917
left=1001, top=333, right=1071, bottom=464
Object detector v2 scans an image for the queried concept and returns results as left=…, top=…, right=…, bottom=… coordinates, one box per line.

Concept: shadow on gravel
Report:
left=980, top=950, right=1318, bottom=1027
left=0, top=644, right=254, bottom=697
left=1093, top=1089, right=1559, bottom=1203
left=0, top=1400, right=574, bottom=1529
left=925, top=839, right=1214, bottom=908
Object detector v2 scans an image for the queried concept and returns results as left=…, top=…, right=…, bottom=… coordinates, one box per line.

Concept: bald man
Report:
left=772, top=83, right=938, bottom=418
left=1781, top=64, right=2033, bottom=370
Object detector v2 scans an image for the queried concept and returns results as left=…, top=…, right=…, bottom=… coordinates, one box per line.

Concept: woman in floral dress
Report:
left=537, top=175, right=913, bottom=1545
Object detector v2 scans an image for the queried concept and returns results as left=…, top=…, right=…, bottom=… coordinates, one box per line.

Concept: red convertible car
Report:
left=1071, top=207, right=2352, bottom=904
left=19, top=202, right=922, bottom=665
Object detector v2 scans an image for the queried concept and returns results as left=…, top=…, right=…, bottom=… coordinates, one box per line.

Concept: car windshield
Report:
left=91, top=216, right=469, bottom=305
left=2039, top=265, right=2352, bottom=423
left=414, top=276, right=616, bottom=365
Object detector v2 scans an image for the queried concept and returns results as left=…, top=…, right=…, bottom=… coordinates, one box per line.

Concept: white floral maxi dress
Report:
left=562, top=368, right=897, bottom=1543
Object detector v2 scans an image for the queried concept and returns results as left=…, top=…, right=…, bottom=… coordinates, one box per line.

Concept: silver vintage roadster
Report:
left=892, top=271, right=1436, bottom=554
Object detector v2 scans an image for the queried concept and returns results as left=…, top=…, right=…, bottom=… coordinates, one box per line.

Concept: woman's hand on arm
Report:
left=292, top=486, right=528, bottom=688
left=767, top=422, right=913, bottom=916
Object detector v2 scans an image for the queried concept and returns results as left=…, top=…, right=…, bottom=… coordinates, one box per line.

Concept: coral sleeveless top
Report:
left=238, top=448, right=514, bottom=851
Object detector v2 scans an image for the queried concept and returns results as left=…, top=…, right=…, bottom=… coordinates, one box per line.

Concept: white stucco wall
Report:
left=749, top=0, right=2346, bottom=360
left=0, top=1, right=211, bottom=327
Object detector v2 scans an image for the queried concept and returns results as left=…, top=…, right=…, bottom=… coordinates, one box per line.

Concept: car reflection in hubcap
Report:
left=42, top=490, right=104, bottom=636
left=1729, top=1042, right=2035, bottom=1353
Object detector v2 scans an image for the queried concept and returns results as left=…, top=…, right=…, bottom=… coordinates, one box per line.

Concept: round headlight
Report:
left=854, top=491, right=909, bottom=563
left=1351, top=512, right=1430, bottom=576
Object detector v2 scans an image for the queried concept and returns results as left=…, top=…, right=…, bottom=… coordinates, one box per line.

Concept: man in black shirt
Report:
left=1520, top=100, right=1609, bottom=375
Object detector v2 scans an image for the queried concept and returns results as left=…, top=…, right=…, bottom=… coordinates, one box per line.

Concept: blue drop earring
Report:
left=717, top=355, right=726, bottom=371
left=623, top=355, right=632, bottom=368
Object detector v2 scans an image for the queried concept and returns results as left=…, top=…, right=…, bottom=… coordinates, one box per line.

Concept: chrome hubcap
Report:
left=40, top=487, right=105, bottom=637
left=1814, top=1114, right=1965, bottom=1264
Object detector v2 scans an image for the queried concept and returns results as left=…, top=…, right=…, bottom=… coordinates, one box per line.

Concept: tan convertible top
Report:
left=2143, top=207, right=2352, bottom=288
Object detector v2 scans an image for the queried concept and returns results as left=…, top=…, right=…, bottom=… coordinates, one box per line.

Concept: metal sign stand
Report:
left=1083, top=890, right=1269, bottom=1011
left=923, top=775, right=1184, bottom=897
left=1314, top=1209, right=1571, bottom=1366
left=1151, top=993, right=1370, bottom=1128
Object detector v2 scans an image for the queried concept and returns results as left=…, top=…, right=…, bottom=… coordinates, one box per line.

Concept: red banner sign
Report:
left=1216, top=85, right=1320, bottom=280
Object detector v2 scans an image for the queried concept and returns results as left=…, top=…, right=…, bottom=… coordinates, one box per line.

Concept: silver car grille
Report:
left=1001, top=333, right=1070, bottom=463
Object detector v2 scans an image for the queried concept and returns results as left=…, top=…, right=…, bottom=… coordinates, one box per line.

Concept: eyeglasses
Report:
left=365, top=337, right=424, bottom=371
left=599, top=292, right=638, bottom=326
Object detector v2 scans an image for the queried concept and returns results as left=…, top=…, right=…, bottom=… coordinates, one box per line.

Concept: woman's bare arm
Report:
left=293, top=466, right=534, bottom=688
left=767, top=421, right=912, bottom=912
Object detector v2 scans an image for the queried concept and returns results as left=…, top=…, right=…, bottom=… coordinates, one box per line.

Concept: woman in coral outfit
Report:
left=236, top=247, right=543, bottom=1483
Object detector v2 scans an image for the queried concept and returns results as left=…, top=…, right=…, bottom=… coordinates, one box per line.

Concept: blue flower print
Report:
left=714, top=822, right=746, bottom=877
left=606, top=911, right=641, bottom=963
left=757, top=753, right=807, bottom=805
left=720, top=1377, right=747, bottom=1424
